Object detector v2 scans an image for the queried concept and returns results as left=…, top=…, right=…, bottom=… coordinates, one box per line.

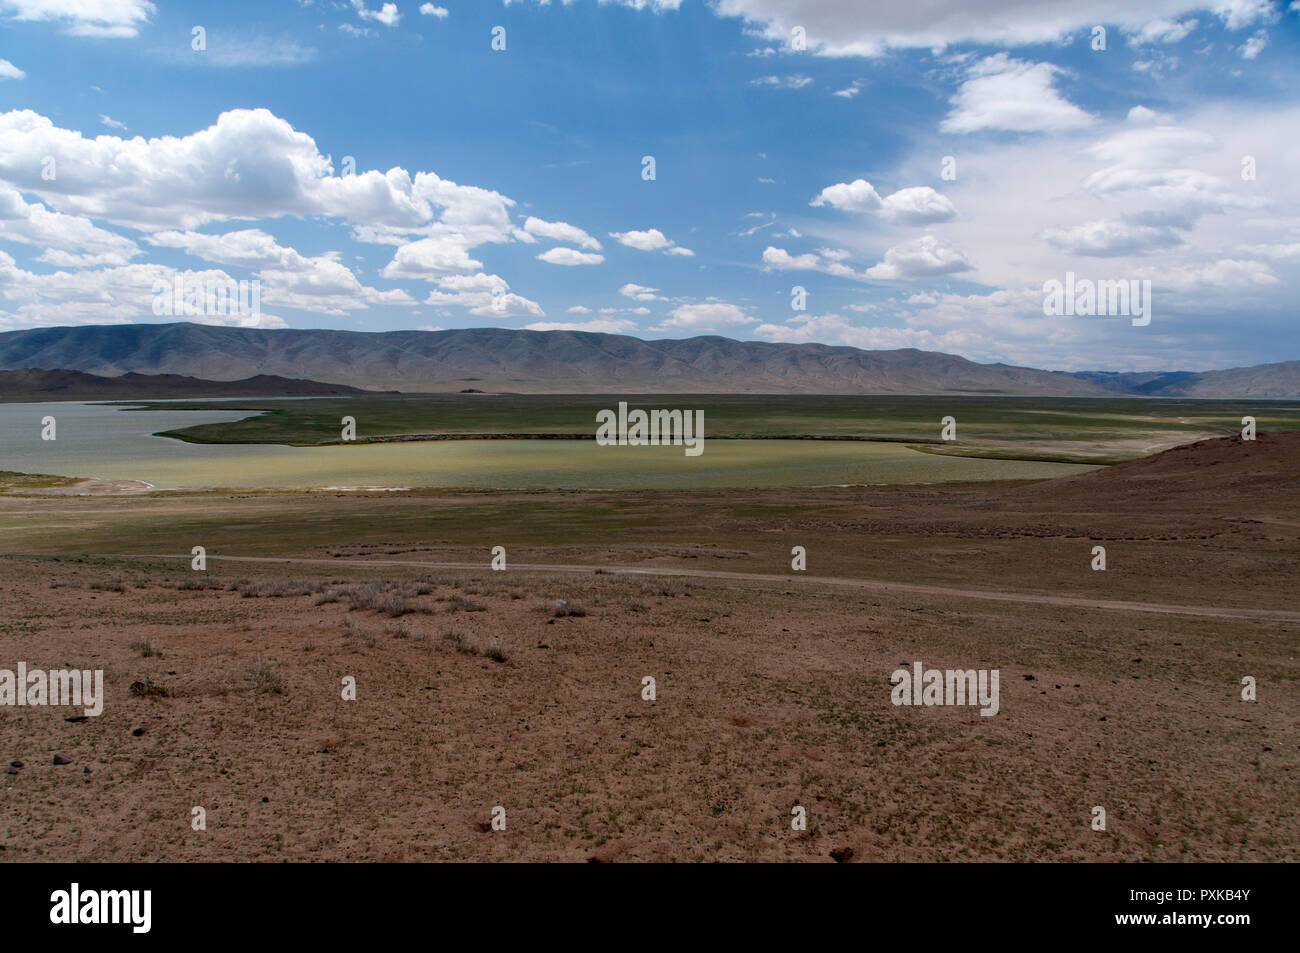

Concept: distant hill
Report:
left=0, top=323, right=1296, bottom=397
left=1066, top=362, right=1300, bottom=398
left=0, top=368, right=380, bottom=401
left=1140, top=361, right=1300, bottom=398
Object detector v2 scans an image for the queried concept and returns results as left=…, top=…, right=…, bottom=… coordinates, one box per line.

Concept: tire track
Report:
left=106, top=553, right=1300, bottom=623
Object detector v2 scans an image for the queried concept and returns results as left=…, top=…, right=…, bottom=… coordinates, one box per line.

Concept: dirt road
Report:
left=109, top=552, right=1300, bottom=623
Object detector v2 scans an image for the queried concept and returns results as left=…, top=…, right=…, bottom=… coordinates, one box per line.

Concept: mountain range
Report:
left=0, top=368, right=378, bottom=401
left=0, top=323, right=1297, bottom=398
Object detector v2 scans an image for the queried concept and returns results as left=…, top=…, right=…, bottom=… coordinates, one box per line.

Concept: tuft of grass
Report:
left=176, top=577, right=227, bottom=591
left=444, top=594, right=486, bottom=613
left=639, top=581, right=684, bottom=597
left=243, top=660, right=284, bottom=695
left=317, top=580, right=427, bottom=614
left=441, top=630, right=508, bottom=663
left=237, top=579, right=324, bottom=598
left=129, top=637, right=162, bottom=659
left=129, top=678, right=171, bottom=698
left=442, top=629, right=474, bottom=654
left=341, top=617, right=376, bottom=651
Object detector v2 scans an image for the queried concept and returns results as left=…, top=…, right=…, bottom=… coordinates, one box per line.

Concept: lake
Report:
left=0, top=400, right=1099, bottom=489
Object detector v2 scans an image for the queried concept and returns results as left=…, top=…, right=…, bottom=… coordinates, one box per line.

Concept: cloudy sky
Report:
left=0, top=0, right=1297, bottom=372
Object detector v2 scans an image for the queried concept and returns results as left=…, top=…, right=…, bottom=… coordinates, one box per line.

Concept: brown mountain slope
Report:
left=1022, top=430, right=1300, bottom=506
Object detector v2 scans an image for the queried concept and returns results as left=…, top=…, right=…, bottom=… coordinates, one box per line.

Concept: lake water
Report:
left=0, top=400, right=1098, bottom=489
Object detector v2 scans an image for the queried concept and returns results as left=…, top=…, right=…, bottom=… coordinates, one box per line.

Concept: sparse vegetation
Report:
left=129, top=637, right=162, bottom=658
left=441, top=629, right=508, bottom=662
left=443, top=594, right=486, bottom=613
left=553, top=600, right=587, bottom=618
left=243, top=660, right=284, bottom=694
left=176, top=577, right=228, bottom=591
left=316, top=579, right=426, bottom=615
left=238, top=579, right=325, bottom=598
left=128, top=678, right=171, bottom=698
left=341, top=617, right=376, bottom=651
left=442, top=629, right=473, bottom=654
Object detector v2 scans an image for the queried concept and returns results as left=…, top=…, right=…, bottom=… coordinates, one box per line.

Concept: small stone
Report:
left=131, top=727, right=145, bottom=737
left=829, top=846, right=855, bottom=863
left=53, top=754, right=71, bottom=765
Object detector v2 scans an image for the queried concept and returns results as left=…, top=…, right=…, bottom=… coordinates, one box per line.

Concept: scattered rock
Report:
left=131, top=727, right=145, bottom=737
left=829, top=846, right=854, bottom=863
left=52, top=754, right=71, bottom=765
left=64, top=715, right=88, bottom=723
left=9, top=761, right=22, bottom=769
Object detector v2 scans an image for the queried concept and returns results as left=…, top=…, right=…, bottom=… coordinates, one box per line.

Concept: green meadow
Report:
left=141, top=394, right=1300, bottom=464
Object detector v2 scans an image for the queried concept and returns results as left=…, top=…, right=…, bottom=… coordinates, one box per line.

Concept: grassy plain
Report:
left=140, top=394, right=1300, bottom=464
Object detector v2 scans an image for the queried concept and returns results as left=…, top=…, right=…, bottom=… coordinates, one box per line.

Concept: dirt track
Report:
left=110, top=553, right=1300, bottom=623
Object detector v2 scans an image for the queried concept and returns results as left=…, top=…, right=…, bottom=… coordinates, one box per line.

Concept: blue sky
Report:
left=1, top=0, right=1298, bottom=372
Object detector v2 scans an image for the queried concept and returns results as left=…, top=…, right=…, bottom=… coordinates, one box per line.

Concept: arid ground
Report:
left=0, top=433, right=1296, bottom=861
